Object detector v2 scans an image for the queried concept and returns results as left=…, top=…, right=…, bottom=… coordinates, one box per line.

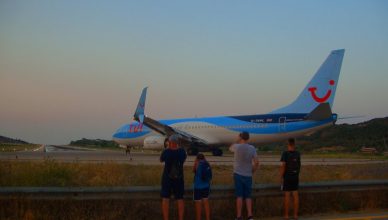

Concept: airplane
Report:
left=113, top=49, right=345, bottom=156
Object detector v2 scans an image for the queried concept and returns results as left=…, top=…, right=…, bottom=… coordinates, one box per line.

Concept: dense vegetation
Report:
left=0, top=135, right=39, bottom=152
left=259, top=117, right=388, bottom=153
left=69, top=138, right=119, bottom=148
left=0, top=135, right=29, bottom=144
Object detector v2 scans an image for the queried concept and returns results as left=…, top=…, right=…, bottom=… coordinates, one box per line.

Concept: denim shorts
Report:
left=233, top=173, right=252, bottom=199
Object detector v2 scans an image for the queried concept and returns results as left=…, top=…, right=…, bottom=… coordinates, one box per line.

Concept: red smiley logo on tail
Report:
left=308, top=80, right=335, bottom=103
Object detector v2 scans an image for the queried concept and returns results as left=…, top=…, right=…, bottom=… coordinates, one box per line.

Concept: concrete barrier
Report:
left=1, top=179, right=387, bottom=200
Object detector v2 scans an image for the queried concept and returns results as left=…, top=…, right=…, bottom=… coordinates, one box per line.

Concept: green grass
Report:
left=0, top=143, right=41, bottom=152
left=256, top=150, right=388, bottom=160
left=0, top=160, right=387, bottom=187
left=304, top=152, right=388, bottom=160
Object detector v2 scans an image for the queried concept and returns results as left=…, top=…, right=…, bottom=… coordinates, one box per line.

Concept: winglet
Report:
left=134, top=87, right=148, bottom=123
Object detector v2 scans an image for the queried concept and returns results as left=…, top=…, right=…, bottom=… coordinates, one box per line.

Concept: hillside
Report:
left=260, top=117, right=388, bottom=152
left=69, top=138, right=119, bottom=148
left=0, top=135, right=29, bottom=144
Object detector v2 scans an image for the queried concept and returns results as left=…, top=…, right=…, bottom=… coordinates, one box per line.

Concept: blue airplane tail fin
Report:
left=270, top=49, right=345, bottom=114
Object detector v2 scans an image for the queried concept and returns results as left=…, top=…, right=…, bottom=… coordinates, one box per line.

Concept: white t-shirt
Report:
left=230, top=143, right=258, bottom=177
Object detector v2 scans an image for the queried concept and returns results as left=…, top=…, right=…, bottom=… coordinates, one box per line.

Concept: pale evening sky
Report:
left=0, top=1, right=387, bottom=144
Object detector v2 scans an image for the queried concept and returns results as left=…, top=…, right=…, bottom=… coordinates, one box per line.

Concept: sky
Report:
left=0, top=1, right=387, bottom=144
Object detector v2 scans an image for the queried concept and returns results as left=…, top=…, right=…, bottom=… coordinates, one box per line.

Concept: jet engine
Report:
left=143, top=136, right=167, bottom=149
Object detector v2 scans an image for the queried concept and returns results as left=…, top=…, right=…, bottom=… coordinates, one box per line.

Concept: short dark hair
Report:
left=239, top=131, right=250, bottom=141
left=288, top=138, right=295, bottom=146
left=196, top=153, right=205, bottom=160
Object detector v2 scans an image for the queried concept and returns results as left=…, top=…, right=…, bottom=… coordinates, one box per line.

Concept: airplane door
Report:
left=279, top=117, right=287, bottom=132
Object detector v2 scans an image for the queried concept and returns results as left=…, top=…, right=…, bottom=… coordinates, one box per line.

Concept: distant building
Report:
left=360, top=147, right=378, bottom=154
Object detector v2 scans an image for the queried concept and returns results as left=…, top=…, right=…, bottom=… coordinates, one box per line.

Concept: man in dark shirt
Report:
left=160, top=134, right=187, bottom=220
left=280, top=138, right=301, bottom=220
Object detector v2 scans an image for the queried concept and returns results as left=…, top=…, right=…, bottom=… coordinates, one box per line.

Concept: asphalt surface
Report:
left=261, top=211, right=388, bottom=220
left=0, top=145, right=387, bottom=166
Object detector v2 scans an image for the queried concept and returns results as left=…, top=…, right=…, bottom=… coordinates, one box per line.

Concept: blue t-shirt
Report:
left=194, top=160, right=211, bottom=189
left=160, top=148, right=187, bottom=180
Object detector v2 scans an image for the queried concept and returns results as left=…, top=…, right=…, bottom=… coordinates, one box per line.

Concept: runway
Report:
left=263, top=211, right=388, bottom=220
left=1, top=145, right=387, bottom=166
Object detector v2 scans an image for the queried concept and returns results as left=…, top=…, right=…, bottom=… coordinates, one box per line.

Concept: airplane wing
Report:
left=133, top=87, right=209, bottom=145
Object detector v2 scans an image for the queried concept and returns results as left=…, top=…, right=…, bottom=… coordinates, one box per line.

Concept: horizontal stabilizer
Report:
left=306, top=103, right=332, bottom=121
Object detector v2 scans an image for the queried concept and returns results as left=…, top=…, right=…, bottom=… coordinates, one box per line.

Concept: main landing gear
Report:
left=186, top=146, right=223, bottom=157
left=187, top=147, right=199, bottom=156
left=211, top=148, right=223, bottom=156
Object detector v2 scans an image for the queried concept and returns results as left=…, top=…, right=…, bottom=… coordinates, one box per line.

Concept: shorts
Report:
left=161, top=177, right=184, bottom=199
left=193, top=188, right=210, bottom=201
left=234, top=173, right=253, bottom=199
left=282, top=175, right=299, bottom=191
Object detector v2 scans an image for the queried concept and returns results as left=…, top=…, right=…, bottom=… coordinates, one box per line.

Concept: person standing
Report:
left=193, top=153, right=212, bottom=220
left=229, top=131, right=259, bottom=220
left=280, top=138, right=301, bottom=220
left=160, top=134, right=187, bottom=220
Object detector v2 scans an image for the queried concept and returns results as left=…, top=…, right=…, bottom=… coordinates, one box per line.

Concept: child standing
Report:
left=193, top=153, right=212, bottom=220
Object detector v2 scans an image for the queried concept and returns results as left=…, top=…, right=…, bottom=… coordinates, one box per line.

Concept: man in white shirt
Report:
left=229, top=131, right=260, bottom=220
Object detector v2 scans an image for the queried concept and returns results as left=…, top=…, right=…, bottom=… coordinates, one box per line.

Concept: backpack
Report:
left=285, top=151, right=300, bottom=176
left=168, top=159, right=183, bottom=179
left=200, top=161, right=212, bottom=182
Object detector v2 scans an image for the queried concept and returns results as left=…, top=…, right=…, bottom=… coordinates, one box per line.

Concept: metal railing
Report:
left=1, top=179, right=387, bottom=200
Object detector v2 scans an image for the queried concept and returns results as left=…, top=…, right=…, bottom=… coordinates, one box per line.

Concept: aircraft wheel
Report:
left=212, top=148, right=223, bottom=156
left=187, top=147, right=199, bottom=156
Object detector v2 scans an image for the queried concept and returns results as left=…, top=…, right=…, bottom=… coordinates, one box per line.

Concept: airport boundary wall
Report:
left=1, top=180, right=387, bottom=219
